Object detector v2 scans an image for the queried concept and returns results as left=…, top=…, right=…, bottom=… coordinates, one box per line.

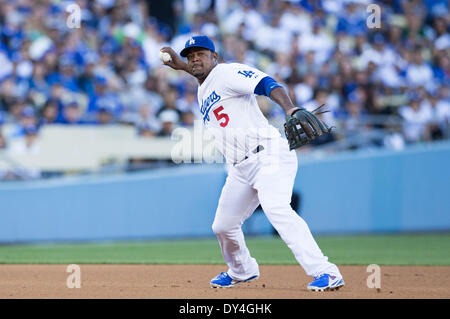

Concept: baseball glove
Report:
left=284, top=104, right=333, bottom=150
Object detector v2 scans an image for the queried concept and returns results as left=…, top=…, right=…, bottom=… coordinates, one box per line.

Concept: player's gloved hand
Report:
left=284, top=104, right=333, bottom=150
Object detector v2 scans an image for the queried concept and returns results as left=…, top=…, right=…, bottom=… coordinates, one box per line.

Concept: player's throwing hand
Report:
left=159, top=47, right=188, bottom=71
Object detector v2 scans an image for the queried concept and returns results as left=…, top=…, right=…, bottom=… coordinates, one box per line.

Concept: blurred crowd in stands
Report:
left=0, top=0, right=448, bottom=158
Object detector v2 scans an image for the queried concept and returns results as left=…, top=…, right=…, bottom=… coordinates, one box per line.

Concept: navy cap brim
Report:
left=180, top=45, right=212, bottom=57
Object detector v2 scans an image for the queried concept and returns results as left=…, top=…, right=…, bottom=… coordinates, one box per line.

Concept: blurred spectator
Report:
left=382, top=120, right=406, bottom=150
left=134, top=103, right=161, bottom=132
left=432, top=52, right=449, bottom=85
left=87, top=77, right=123, bottom=120
left=362, top=34, right=406, bottom=88
left=157, top=109, right=179, bottom=137
left=360, top=34, right=398, bottom=68
left=96, top=106, right=116, bottom=125
left=222, top=0, right=265, bottom=42
left=176, top=89, right=200, bottom=118
left=120, top=74, right=164, bottom=122
left=336, top=2, right=367, bottom=37
left=0, top=111, right=6, bottom=149
left=11, top=105, right=38, bottom=137
left=0, top=132, right=6, bottom=149
left=422, top=90, right=450, bottom=140
left=57, top=101, right=84, bottom=125
left=138, top=123, right=157, bottom=138
left=47, top=54, right=80, bottom=92
left=406, top=48, right=434, bottom=89
left=342, top=99, right=366, bottom=134
left=432, top=17, right=450, bottom=50
left=78, top=57, right=99, bottom=97
left=9, top=125, right=40, bottom=155
left=0, top=78, right=20, bottom=113
left=180, top=110, right=195, bottom=127
left=299, top=19, right=334, bottom=64
left=254, top=13, right=292, bottom=54
left=39, top=99, right=60, bottom=125
left=280, top=2, right=312, bottom=35
left=303, top=88, right=336, bottom=131
left=156, top=84, right=182, bottom=118
left=293, top=73, right=318, bottom=104
left=297, top=51, right=321, bottom=77
left=399, top=93, right=433, bottom=143
left=0, top=48, right=13, bottom=81
left=266, top=52, right=293, bottom=81
left=5, top=125, right=41, bottom=180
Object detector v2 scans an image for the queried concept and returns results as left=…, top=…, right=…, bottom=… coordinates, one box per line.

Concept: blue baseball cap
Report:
left=95, top=76, right=108, bottom=87
left=21, top=106, right=36, bottom=118
left=180, top=35, right=215, bottom=57
left=24, top=125, right=39, bottom=135
left=64, top=100, right=79, bottom=108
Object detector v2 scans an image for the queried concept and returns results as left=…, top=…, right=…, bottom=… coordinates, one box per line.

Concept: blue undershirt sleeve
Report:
left=254, top=76, right=282, bottom=97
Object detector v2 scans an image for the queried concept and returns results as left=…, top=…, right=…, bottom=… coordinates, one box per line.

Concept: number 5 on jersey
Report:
left=213, top=106, right=229, bottom=127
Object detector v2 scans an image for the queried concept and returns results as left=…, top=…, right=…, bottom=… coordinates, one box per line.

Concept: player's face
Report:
left=186, top=48, right=217, bottom=81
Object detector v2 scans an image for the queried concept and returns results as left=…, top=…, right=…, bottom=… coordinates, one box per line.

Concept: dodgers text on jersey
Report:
left=200, top=90, right=221, bottom=124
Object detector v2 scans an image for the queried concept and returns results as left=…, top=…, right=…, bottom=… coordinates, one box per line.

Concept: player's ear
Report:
left=212, top=52, right=218, bottom=61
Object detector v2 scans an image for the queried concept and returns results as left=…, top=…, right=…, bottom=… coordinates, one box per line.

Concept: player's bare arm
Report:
left=269, top=87, right=299, bottom=116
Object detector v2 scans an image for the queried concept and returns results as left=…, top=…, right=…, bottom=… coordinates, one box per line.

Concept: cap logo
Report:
left=189, top=37, right=195, bottom=45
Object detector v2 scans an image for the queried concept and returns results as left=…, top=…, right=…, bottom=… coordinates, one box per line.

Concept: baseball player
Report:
left=160, top=35, right=344, bottom=292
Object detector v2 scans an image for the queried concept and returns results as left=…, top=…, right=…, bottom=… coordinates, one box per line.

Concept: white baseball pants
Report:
left=212, top=137, right=341, bottom=280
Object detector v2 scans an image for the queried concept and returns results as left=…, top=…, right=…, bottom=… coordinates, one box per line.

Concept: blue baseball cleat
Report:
left=307, top=274, right=345, bottom=292
left=210, top=272, right=259, bottom=288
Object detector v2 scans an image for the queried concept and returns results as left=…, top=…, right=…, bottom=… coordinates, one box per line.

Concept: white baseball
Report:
left=159, top=51, right=172, bottom=63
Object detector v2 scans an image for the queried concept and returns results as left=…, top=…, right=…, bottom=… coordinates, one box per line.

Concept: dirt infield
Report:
left=0, top=265, right=449, bottom=299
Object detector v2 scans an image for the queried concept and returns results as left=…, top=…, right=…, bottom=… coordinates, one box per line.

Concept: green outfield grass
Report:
left=0, top=233, right=449, bottom=265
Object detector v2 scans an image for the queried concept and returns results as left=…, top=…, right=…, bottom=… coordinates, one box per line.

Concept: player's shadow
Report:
left=252, top=192, right=301, bottom=237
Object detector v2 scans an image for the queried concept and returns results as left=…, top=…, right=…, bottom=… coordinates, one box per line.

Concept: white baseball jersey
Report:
left=197, top=63, right=280, bottom=164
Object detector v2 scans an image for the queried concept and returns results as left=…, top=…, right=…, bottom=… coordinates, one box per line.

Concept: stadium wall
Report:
left=0, top=141, right=449, bottom=243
